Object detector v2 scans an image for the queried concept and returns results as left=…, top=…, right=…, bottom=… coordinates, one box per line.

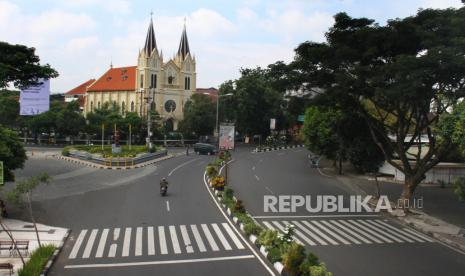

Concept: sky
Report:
left=0, top=0, right=463, bottom=93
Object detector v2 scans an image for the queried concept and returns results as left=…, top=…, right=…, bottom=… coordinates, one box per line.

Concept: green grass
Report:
left=64, top=145, right=155, bottom=157
left=18, top=244, right=55, bottom=276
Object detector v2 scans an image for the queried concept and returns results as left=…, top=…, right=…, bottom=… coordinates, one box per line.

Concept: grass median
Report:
left=18, top=244, right=55, bottom=276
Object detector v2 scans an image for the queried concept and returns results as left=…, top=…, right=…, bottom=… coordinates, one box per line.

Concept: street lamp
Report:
left=204, top=92, right=233, bottom=138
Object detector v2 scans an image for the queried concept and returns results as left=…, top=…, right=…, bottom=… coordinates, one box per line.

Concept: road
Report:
left=11, top=150, right=275, bottom=276
left=227, top=147, right=465, bottom=276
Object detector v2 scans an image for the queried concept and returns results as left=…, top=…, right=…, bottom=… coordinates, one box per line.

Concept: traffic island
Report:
left=204, top=153, right=332, bottom=276
left=59, top=145, right=170, bottom=169
left=254, top=144, right=304, bottom=153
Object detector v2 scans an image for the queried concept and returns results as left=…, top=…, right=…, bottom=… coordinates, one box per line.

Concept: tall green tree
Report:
left=0, top=125, right=27, bottom=181
left=0, top=41, right=58, bottom=89
left=179, top=94, right=215, bottom=136
left=293, top=8, right=465, bottom=201
left=56, top=101, right=85, bottom=139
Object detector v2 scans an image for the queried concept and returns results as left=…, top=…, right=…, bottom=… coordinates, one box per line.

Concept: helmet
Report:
left=162, top=178, right=166, bottom=181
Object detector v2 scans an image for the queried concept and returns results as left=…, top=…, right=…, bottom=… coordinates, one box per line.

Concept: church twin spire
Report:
left=143, top=14, right=191, bottom=61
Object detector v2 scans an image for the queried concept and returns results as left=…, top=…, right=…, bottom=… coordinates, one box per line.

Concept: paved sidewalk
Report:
left=0, top=219, right=69, bottom=276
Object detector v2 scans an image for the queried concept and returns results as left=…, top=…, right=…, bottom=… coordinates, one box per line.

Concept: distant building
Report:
left=196, top=87, right=218, bottom=102
left=64, top=79, right=95, bottom=111
left=69, top=16, right=197, bottom=131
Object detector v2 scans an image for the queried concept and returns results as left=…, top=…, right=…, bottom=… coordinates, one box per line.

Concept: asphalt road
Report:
left=11, top=151, right=275, bottom=276
left=227, top=147, right=465, bottom=276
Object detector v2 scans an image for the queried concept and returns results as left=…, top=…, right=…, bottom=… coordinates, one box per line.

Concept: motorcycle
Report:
left=160, top=185, right=167, bottom=196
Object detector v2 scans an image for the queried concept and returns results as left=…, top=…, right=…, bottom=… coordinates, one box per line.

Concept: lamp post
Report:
left=205, top=92, right=233, bottom=138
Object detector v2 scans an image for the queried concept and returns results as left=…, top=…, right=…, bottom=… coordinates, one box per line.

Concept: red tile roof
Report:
left=65, top=79, right=95, bottom=96
left=196, top=88, right=219, bottom=102
left=87, top=66, right=136, bottom=92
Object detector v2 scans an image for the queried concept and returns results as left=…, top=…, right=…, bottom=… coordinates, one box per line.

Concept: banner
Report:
left=20, top=79, right=50, bottom=115
left=270, top=118, right=276, bottom=130
left=219, top=125, right=235, bottom=150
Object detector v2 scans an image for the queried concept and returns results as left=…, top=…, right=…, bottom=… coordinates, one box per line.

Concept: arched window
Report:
left=150, top=74, right=157, bottom=89
left=140, top=74, right=144, bottom=88
left=98, top=101, right=101, bottom=109
left=121, top=101, right=125, bottom=115
left=131, top=101, right=134, bottom=112
left=150, top=101, right=156, bottom=111
left=184, top=76, right=190, bottom=90
left=90, top=101, right=93, bottom=111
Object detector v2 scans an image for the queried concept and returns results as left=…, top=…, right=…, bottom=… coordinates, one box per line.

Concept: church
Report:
left=78, top=17, right=196, bottom=131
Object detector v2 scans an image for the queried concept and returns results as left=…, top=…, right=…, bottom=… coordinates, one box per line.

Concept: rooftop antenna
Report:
left=110, top=56, right=113, bottom=68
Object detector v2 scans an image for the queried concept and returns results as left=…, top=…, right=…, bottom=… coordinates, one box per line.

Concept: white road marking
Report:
left=321, top=220, right=361, bottom=245
left=374, top=220, right=425, bottom=242
left=82, top=229, right=98, bottom=258
left=311, top=221, right=350, bottom=245
left=169, top=226, right=182, bottom=254
left=122, top=228, right=132, bottom=257
left=330, top=220, right=372, bottom=244
left=254, top=175, right=260, bottom=181
left=168, top=158, right=200, bottom=176
left=403, top=228, right=434, bottom=242
left=166, top=201, right=170, bottom=212
left=366, top=220, right=415, bottom=243
left=201, top=224, right=219, bottom=251
left=252, top=166, right=255, bottom=171
left=69, top=229, right=88, bottom=259
left=95, top=228, right=109, bottom=258
left=292, top=221, right=328, bottom=245
left=108, top=228, right=120, bottom=257
left=211, top=223, right=232, bottom=250
left=301, top=221, right=338, bottom=245
left=190, top=225, right=207, bottom=252
left=282, top=220, right=316, bottom=246
left=179, top=225, right=194, bottom=253
left=158, top=226, right=168, bottom=254
left=337, top=220, right=382, bottom=244
left=147, top=227, right=155, bottom=255
left=357, top=220, right=403, bottom=243
left=253, top=215, right=379, bottom=219
left=65, top=255, right=256, bottom=269
left=222, top=223, right=245, bottom=249
left=264, top=186, right=275, bottom=195
left=347, top=220, right=393, bottom=243
left=135, top=227, right=143, bottom=256
left=262, top=221, right=277, bottom=231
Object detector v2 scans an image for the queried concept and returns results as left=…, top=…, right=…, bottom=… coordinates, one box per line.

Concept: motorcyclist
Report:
left=160, top=178, right=169, bottom=190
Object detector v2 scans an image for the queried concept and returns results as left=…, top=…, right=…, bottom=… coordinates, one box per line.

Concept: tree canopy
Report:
left=293, top=8, right=465, bottom=200
left=0, top=41, right=58, bottom=89
left=179, top=93, right=216, bottom=136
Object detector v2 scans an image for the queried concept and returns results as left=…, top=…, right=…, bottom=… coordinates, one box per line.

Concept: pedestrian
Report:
left=186, top=144, right=189, bottom=156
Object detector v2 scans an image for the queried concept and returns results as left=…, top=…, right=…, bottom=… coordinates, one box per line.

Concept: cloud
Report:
left=66, top=36, right=99, bottom=52
left=420, top=0, right=463, bottom=9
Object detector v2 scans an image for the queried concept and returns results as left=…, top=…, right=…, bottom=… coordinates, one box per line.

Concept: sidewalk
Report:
left=326, top=166, right=465, bottom=253
left=0, top=219, right=69, bottom=276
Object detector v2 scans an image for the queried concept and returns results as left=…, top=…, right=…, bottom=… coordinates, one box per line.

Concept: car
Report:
left=193, top=143, right=217, bottom=155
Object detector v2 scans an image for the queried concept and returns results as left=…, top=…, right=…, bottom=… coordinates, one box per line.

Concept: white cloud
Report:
left=66, top=36, right=99, bottom=52
left=29, top=10, right=95, bottom=36
left=420, top=0, right=463, bottom=9
left=59, top=0, right=131, bottom=14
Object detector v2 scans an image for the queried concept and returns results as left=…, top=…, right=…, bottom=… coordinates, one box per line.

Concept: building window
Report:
left=184, top=76, right=190, bottom=90
left=150, top=74, right=157, bottom=88
left=121, top=101, right=125, bottom=115
left=131, top=101, right=134, bottom=112
left=90, top=101, right=93, bottom=111
left=164, top=100, right=176, bottom=113
left=150, top=101, right=155, bottom=111
left=140, top=74, right=144, bottom=88
left=98, top=101, right=101, bottom=109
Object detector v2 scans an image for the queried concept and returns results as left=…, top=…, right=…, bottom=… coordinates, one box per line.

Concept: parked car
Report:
left=193, top=143, right=217, bottom=155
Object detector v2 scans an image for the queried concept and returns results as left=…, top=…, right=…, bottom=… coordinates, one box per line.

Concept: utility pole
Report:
left=145, top=89, right=153, bottom=149
left=101, top=123, right=104, bottom=150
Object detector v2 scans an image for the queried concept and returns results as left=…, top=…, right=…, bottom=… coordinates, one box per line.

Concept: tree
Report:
left=293, top=8, right=465, bottom=202
left=0, top=41, right=58, bottom=89
left=0, top=125, right=27, bottom=181
left=56, top=101, right=86, bottom=139
left=0, top=91, right=20, bottom=128
left=179, top=94, right=216, bottom=136
left=7, top=173, right=51, bottom=249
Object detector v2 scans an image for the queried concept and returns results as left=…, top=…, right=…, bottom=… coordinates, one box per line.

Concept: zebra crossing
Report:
left=259, top=218, right=433, bottom=247
left=68, top=223, right=245, bottom=260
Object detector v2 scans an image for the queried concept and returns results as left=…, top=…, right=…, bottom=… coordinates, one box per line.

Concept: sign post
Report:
left=219, top=125, right=235, bottom=150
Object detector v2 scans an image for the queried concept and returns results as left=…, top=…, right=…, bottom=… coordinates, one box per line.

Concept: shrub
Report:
left=18, top=244, right=55, bottom=276
left=233, top=200, right=245, bottom=213
left=206, top=165, right=218, bottom=178
left=279, top=224, right=296, bottom=244
left=62, top=147, right=70, bottom=156
left=307, top=263, right=333, bottom=276
left=244, top=221, right=263, bottom=236
left=453, top=177, right=465, bottom=202
left=300, top=253, right=321, bottom=275
left=224, top=187, right=234, bottom=200
left=211, top=176, right=225, bottom=190
left=257, top=229, right=280, bottom=249
left=267, top=246, right=283, bottom=263
left=282, top=242, right=306, bottom=276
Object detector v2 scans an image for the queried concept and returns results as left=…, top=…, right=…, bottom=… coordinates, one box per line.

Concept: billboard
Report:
left=20, top=79, right=50, bottom=115
left=219, top=125, right=235, bottom=150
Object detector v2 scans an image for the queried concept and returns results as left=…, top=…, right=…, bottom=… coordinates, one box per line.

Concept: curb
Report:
left=40, top=229, right=70, bottom=276
left=208, top=177, right=284, bottom=274
left=55, top=154, right=174, bottom=170
left=253, top=144, right=304, bottom=153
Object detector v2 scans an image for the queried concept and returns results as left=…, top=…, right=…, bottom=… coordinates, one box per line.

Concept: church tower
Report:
left=137, top=15, right=162, bottom=118
left=175, top=19, right=196, bottom=100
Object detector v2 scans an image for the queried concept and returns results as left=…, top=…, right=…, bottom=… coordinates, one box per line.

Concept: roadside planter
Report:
left=204, top=153, right=332, bottom=276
